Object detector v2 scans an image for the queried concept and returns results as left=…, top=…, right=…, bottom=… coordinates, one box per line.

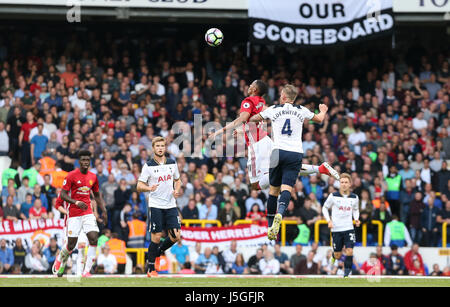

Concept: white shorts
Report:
left=66, top=214, right=99, bottom=239
left=247, top=135, right=273, bottom=184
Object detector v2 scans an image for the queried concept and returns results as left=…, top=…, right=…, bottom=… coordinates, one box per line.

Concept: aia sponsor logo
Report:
left=158, top=174, right=172, bottom=183
left=338, top=206, right=352, bottom=212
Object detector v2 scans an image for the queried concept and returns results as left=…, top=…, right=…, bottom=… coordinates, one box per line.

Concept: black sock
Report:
left=344, top=255, right=353, bottom=276
left=277, top=190, right=291, bottom=216
left=159, top=238, right=176, bottom=255
left=147, top=241, right=159, bottom=272
left=267, top=194, right=278, bottom=227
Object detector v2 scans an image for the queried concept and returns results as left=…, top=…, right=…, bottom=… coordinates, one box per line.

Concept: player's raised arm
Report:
left=210, top=111, right=250, bottom=139
left=311, top=104, right=328, bottom=123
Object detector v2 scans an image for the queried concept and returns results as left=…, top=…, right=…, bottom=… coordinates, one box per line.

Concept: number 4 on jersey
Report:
left=281, top=119, right=293, bottom=136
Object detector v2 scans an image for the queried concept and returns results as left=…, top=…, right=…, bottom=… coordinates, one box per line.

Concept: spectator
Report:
left=420, top=196, right=440, bottom=247
left=211, top=246, right=226, bottom=273
left=409, top=259, right=426, bottom=276
left=3, top=195, right=21, bottom=221
left=321, top=249, right=338, bottom=275
left=170, top=239, right=190, bottom=269
left=404, top=243, right=425, bottom=275
left=430, top=263, right=443, bottom=276
left=17, top=177, right=33, bottom=205
left=222, top=240, right=238, bottom=274
left=244, top=190, right=264, bottom=213
left=24, top=244, right=49, bottom=274
left=126, top=212, right=146, bottom=248
left=13, top=238, right=26, bottom=271
left=199, top=197, right=218, bottom=223
left=43, top=237, right=59, bottom=272
left=274, top=243, right=291, bottom=274
left=289, top=244, right=306, bottom=271
left=385, top=245, right=406, bottom=275
left=29, top=199, right=48, bottom=219
left=20, top=194, right=34, bottom=220
left=96, top=245, right=118, bottom=274
left=294, top=251, right=319, bottom=275
left=218, top=201, right=239, bottom=226
left=231, top=253, right=248, bottom=275
left=299, top=197, right=321, bottom=237
left=245, top=203, right=266, bottom=225
left=105, top=233, right=127, bottom=274
left=284, top=200, right=302, bottom=245
left=437, top=200, right=450, bottom=247
left=179, top=262, right=196, bottom=274
left=360, top=253, right=386, bottom=275
left=384, top=214, right=413, bottom=247
left=259, top=250, right=280, bottom=275
left=194, top=247, right=219, bottom=274
left=181, top=199, right=199, bottom=220
left=247, top=248, right=264, bottom=275
left=0, top=239, right=14, bottom=273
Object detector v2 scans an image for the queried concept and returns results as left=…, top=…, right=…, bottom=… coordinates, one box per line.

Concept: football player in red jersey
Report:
left=210, top=80, right=339, bottom=192
left=53, top=150, right=107, bottom=277
left=210, top=80, right=273, bottom=191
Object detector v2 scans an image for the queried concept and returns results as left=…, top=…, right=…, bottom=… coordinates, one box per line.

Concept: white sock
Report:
left=59, top=245, right=72, bottom=265
left=76, top=247, right=86, bottom=276
left=259, top=173, right=270, bottom=190
left=299, top=164, right=319, bottom=176
left=83, top=245, right=97, bottom=275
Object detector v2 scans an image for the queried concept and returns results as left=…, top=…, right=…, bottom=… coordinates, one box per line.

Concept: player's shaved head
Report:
left=254, top=80, right=268, bottom=96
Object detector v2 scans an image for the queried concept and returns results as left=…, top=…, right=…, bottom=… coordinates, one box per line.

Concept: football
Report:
left=205, top=28, right=223, bottom=47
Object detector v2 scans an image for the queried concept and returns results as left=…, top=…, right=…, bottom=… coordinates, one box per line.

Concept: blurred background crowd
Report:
left=0, top=25, right=449, bottom=274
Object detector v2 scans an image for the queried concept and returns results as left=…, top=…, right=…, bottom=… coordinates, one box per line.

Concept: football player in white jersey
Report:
left=137, top=136, right=182, bottom=277
left=322, top=173, right=360, bottom=278
left=249, top=84, right=332, bottom=241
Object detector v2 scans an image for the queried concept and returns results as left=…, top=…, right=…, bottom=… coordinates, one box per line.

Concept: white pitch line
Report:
left=0, top=274, right=449, bottom=280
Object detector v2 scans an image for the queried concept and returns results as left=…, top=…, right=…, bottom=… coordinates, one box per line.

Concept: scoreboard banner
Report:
left=0, top=0, right=247, bottom=10
left=249, top=0, right=395, bottom=46
left=0, top=219, right=65, bottom=249
left=181, top=224, right=270, bottom=248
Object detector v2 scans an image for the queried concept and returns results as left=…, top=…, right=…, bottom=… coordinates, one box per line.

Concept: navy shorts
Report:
left=332, top=230, right=356, bottom=252
left=148, top=207, right=181, bottom=233
left=269, top=149, right=303, bottom=187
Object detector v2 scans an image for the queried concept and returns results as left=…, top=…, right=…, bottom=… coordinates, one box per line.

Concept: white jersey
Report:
left=322, top=192, right=359, bottom=233
left=259, top=103, right=315, bottom=153
left=138, top=157, right=180, bottom=209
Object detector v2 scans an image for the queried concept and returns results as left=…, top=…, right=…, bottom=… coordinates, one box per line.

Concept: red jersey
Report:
left=62, top=168, right=99, bottom=217
left=240, top=96, right=268, bottom=145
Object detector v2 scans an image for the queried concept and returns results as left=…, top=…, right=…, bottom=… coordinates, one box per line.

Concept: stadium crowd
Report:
left=0, top=29, right=449, bottom=274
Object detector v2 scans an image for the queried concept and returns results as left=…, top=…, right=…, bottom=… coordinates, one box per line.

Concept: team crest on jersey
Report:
left=89, top=180, right=93, bottom=186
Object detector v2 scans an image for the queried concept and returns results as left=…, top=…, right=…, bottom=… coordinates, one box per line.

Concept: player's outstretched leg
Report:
left=299, top=163, right=340, bottom=180
left=54, top=240, right=76, bottom=277
left=268, top=189, right=290, bottom=241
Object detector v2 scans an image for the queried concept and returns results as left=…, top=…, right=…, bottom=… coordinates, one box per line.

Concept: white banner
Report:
left=181, top=224, right=270, bottom=249
left=249, top=0, right=395, bottom=46
left=393, top=0, right=450, bottom=12
left=0, top=0, right=247, bottom=10
left=0, top=219, right=65, bottom=250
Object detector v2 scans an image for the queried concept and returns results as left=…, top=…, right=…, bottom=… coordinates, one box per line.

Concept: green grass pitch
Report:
left=0, top=276, right=449, bottom=287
